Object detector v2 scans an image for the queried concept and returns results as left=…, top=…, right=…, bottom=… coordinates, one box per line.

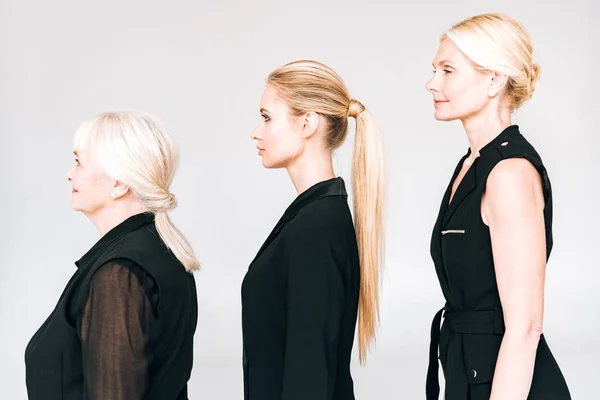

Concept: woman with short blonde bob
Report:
left=25, top=111, right=199, bottom=400
left=425, top=13, right=570, bottom=399
left=242, top=60, right=386, bottom=400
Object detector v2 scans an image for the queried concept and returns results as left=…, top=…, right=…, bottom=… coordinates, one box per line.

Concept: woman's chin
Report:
left=434, top=111, right=456, bottom=122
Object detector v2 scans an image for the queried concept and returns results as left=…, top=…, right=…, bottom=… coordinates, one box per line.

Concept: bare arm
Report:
left=483, top=158, right=546, bottom=400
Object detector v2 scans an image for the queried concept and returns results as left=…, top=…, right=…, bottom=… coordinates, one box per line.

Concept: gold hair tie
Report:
left=347, top=99, right=365, bottom=118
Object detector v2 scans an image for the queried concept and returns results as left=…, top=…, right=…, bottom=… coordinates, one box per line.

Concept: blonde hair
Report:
left=443, top=13, right=540, bottom=110
left=73, top=110, right=199, bottom=272
left=267, top=60, right=386, bottom=364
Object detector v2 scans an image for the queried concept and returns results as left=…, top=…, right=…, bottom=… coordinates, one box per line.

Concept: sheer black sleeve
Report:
left=79, top=260, right=158, bottom=400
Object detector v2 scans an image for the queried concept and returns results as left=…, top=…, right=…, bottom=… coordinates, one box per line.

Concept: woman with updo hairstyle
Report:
left=242, top=60, right=386, bottom=400
left=25, top=111, right=199, bottom=400
left=425, top=13, right=570, bottom=399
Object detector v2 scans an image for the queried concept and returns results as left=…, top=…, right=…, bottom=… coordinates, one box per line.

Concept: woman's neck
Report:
left=85, top=199, right=147, bottom=236
left=286, top=151, right=335, bottom=195
left=461, top=106, right=512, bottom=157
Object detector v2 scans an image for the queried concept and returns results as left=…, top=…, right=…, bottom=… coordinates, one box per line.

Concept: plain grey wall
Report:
left=1, top=0, right=598, bottom=398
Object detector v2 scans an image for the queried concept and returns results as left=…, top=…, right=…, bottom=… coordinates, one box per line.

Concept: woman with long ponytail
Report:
left=242, top=60, right=386, bottom=400
left=25, top=110, right=199, bottom=400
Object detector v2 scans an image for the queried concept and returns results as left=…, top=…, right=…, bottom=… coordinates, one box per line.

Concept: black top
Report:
left=25, top=213, right=198, bottom=400
left=241, top=177, right=360, bottom=400
left=426, top=125, right=571, bottom=399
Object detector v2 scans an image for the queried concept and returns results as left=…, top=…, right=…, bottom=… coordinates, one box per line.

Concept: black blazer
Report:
left=25, top=213, right=198, bottom=400
left=426, top=126, right=571, bottom=399
left=241, top=177, right=360, bottom=400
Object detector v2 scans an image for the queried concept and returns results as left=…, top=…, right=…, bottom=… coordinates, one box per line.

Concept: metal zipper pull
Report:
left=441, top=229, right=466, bottom=235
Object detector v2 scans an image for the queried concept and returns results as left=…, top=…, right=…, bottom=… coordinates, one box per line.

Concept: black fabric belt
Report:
left=426, top=306, right=505, bottom=400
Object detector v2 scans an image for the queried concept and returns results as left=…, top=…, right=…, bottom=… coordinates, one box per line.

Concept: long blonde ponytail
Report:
left=350, top=105, right=386, bottom=364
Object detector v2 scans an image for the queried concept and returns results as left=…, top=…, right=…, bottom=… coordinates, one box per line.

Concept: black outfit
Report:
left=241, top=177, right=360, bottom=400
left=25, top=213, right=198, bottom=400
left=426, top=126, right=571, bottom=399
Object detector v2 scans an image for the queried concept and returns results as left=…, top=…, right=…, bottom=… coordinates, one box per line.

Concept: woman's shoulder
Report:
left=495, top=129, right=544, bottom=162
left=280, top=199, right=354, bottom=252
left=90, top=259, right=159, bottom=309
left=290, top=196, right=350, bottom=227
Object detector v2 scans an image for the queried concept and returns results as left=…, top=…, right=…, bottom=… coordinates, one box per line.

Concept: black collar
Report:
left=471, top=124, right=520, bottom=156
left=75, top=212, right=155, bottom=268
left=282, top=177, right=348, bottom=222
left=248, top=177, right=348, bottom=268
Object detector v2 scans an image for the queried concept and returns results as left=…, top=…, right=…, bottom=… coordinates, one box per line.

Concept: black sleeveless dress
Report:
left=426, top=125, right=571, bottom=399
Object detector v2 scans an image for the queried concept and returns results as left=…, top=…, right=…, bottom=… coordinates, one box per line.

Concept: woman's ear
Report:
left=300, top=111, right=320, bottom=139
left=488, top=71, right=509, bottom=98
left=110, top=180, right=130, bottom=200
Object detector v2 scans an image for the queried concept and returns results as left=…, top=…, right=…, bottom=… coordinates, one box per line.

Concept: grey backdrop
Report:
left=1, top=0, right=598, bottom=398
